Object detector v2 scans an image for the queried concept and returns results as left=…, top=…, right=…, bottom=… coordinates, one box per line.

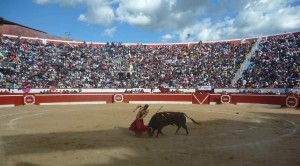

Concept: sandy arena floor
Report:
left=0, top=103, right=300, bottom=166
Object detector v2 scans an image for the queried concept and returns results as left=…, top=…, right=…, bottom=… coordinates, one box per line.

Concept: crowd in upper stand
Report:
left=236, top=33, right=300, bottom=88
left=0, top=32, right=299, bottom=91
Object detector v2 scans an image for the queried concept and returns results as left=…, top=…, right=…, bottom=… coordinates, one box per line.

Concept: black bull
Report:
left=147, top=112, right=200, bottom=137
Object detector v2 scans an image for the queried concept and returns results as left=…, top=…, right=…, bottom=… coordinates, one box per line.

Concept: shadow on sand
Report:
left=2, top=111, right=300, bottom=166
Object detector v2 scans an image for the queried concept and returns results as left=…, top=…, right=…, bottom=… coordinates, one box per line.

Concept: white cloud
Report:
left=34, top=0, right=84, bottom=6
left=179, top=0, right=300, bottom=42
left=78, top=5, right=115, bottom=26
left=161, top=34, right=175, bottom=42
left=116, top=0, right=209, bottom=30
left=102, top=27, right=117, bottom=37
left=34, top=0, right=300, bottom=42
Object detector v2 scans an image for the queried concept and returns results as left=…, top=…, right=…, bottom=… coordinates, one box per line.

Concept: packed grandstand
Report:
left=0, top=19, right=299, bottom=92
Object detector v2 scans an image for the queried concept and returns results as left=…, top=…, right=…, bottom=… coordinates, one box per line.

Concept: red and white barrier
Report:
left=0, top=93, right=299, bottom=108
left=123, top=94, right=192, bottom=104
left=0, top=95, right=24, bottom=107
left=34, top=94, right=113, bottom=105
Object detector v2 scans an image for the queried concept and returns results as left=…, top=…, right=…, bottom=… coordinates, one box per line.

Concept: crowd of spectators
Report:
left=0, top=35, right=251, bottom=89
left=2, top=32, right=299, bottom=90
left=236, top=33, right=300, bottom=88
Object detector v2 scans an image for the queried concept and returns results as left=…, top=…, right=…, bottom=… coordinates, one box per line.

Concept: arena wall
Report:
left=0, top=95, right=24, bottom=107
left=0, top=93, right=299, bottom=108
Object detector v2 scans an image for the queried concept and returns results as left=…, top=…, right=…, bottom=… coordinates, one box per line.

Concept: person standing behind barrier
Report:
left=129, top=104, right=150, bottom=136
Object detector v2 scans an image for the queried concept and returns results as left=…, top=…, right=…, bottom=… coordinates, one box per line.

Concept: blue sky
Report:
left=1, top=0, right=300, bottom=43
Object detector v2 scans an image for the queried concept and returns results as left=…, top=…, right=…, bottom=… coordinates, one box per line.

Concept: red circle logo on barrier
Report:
left=221, top=95, right=230, bottom=103
left=286, top=96, right=298, bottom=108
left=114, top=94, right=123, bottom=103
left=24, top=95, right=35, bottom=105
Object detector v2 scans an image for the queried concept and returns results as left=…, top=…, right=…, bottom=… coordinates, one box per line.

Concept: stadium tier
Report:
left=0, top=32, right=299, bottom=91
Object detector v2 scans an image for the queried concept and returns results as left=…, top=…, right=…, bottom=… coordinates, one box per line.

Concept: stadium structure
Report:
left=0, top=18, right=299, bottom=108
left=1, top=17, right=300, bottom=166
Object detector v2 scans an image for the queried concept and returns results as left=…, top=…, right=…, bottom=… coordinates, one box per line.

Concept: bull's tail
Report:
left=183, top=113, right=200, bottom=125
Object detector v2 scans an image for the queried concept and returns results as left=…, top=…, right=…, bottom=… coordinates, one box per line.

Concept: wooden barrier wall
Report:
left=34, top=94, right=114, bottom=105
left=219, top=94, right=299, bottom=108
left=0, top=95, right=24, bottom=107
left=121, top=94, right=193, bottom=104
left=0, top=93, right=299, bottom=108
left=230, top=94, right=287, bottom=106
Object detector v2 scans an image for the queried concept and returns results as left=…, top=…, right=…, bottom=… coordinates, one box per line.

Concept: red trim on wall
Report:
left=34, top=94, right=114, bottom=105
left=230, top=94, right=287, bottom=106
left=123, top=94, right=192, bottom=103
left=209, top=94, right=221, bottom=104
left=192, top=94, right=209, bottom=104
left=0, top=95, right=24, bottom=106
left=0, top=93, right=299, bottom=108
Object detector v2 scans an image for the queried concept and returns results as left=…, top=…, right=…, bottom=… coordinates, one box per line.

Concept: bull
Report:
left=147, top=111, right=200, bottom=137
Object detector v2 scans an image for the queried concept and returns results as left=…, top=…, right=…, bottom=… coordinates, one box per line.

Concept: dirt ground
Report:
left=0, top=103, right=300, bottom=166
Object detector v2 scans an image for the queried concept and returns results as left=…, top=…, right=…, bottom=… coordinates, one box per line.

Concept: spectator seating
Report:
left=1, top=32, right=298, bottom=90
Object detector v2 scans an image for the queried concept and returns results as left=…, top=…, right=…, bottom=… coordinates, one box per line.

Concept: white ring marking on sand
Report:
left=197, top=109, right=299, bottom=150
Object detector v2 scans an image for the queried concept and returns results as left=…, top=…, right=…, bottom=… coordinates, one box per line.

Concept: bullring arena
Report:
left=0, top=19, right=300, bottom=166
left=1, top=100, right=300, bottom=166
